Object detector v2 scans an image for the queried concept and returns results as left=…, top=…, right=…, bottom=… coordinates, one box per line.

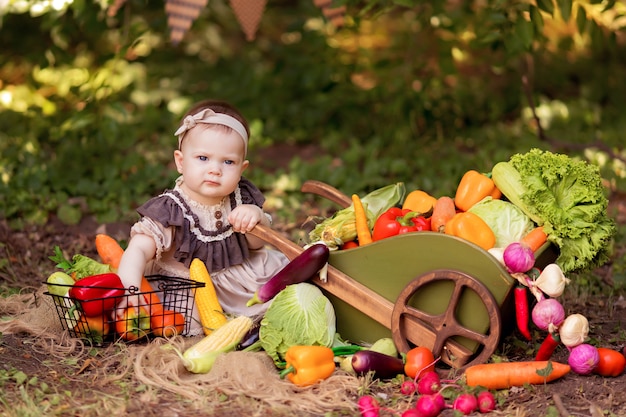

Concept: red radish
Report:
left=401, top=409, right=421, bottom=417
left=400, top=380, right=417, bottom=395
left=358, top=395, right=380, bottom=417
left=477, top=391, right=496, bottom=413
left=417, top=371, right=441, bottom=395
left=415, top=393, right=445, bottom=417
left=453, top=393, right=478, bottom=415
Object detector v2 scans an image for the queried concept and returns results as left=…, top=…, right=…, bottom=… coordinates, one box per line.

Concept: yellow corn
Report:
left=182, top=315, right=254, bottom=373
left=189, top=258, right=228, bottom=335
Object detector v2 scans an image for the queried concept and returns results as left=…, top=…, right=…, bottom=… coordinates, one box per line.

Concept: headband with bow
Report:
left=175, top=109, right=249, bottom=155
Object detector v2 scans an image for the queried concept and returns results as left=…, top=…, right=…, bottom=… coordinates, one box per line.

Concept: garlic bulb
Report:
left=559, top=313, right=589, bottom=348
left=535, top=263, right=570, bottom=298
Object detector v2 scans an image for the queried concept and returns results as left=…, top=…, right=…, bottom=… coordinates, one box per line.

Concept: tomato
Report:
left=150, top=309, right=186, bottom=337
left=73, top=313, right=110, bottom=344
left=594, top=347, right=626, bottom=377
left=341, top=241, right=359, bottom=250
left=115, top=306, right=151, bottom=341
left=404, top=346, right=436, bottom=379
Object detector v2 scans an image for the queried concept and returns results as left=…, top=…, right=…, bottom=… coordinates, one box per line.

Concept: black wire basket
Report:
left=44, top=275, right=205, bottom=345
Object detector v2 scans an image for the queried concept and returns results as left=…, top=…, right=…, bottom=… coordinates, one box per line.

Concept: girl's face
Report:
left=174, top=126, right=249, bottom=206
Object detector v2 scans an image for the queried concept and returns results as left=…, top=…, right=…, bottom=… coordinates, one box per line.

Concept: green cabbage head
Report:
left=259, top=283, right=336, bottom=364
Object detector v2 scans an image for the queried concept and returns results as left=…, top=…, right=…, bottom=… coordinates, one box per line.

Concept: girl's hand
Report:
left=228, top=204, right=265, bottom=233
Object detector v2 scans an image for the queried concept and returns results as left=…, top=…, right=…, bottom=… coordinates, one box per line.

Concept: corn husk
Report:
left=309, top=183, right=405, bottom=248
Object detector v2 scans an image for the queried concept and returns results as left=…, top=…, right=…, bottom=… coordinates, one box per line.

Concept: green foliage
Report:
left=0, top=0, right=624, bottom=228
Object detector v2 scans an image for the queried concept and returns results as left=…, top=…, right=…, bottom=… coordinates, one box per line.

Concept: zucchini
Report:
left=491, top=161, right=543, bottom=224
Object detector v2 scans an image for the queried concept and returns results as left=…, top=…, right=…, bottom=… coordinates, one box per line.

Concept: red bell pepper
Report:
left=68, top=273, right=125, bottom=317
left=372, top=207, right=431, bottom=241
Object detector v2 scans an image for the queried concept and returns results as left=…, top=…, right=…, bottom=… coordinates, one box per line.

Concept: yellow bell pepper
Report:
left=444, top=212, right=496, bottom=251
left=280, top=345, right=336, bottom=386
left=454, top=170, right=502, bottom=212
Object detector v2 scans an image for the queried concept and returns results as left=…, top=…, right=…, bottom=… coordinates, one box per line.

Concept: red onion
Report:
left=568, top=343, right=600, bottom=375
left=503, top=242, right=536, bottom=273
left=531, top=298, right=565, bottom=331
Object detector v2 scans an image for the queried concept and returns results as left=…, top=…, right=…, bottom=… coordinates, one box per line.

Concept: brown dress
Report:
left=130, top=176, right=289, bottom=335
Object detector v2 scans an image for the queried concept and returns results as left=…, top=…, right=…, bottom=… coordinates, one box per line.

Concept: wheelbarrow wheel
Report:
left=391, top=269, right=501, bottom=369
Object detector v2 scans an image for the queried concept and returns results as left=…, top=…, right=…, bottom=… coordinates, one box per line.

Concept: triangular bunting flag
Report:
left=107, top=0, right=127, bottom=17
left=229, top=0, right=267, bottom=41
left=313, top=0, right=346, bottom=27
left=165, top=0, right=209, bottom=45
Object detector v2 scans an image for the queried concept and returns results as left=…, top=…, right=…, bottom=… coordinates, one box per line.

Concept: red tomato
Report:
left=594, top=347, right=626, bottom=377
left=404, top=346, right=436, bottom=379
left=341, top=240, right=359, bottom=250
left=150, top=309, right=186, bottom=337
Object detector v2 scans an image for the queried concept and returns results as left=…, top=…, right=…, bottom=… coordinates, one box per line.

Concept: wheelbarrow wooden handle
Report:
left=300, top=180, right=352, bottom=208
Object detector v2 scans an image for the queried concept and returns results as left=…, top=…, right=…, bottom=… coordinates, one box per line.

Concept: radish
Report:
left=415, top=393, right=445, bottom=417
left=453, top=393, right=478, bottom=415
left=400, top=409, right=421, bottom=417
left=477, top=391, right=496, bottom=413
left=400, top=380, right=417, bottom=395
left=416, top=371, right=441, bottom=395
left=358, top=395, right=380, bottom=417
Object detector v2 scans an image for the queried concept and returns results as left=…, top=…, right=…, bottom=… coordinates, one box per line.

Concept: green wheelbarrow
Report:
left=250, top=181, right=556, bottom=369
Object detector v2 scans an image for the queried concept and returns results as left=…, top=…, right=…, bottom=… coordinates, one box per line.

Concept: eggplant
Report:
left=351, top=350, right=405, bottom=380
left=246, top=243, right=330, bottom=306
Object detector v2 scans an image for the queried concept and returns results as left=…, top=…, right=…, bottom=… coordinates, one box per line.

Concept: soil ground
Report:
left=1, top=190, right=626, bottom=417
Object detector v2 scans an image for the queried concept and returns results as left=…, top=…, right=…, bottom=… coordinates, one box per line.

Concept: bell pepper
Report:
left=115, top=306, right=151, bottom=341
left=68, top=273, right=125, bottom=317
left=279, top=345, right=336, bottom=386
left=444, top=212, right=496, bottom=251
left=372, top=207, right=431, bottom=241
left=454, top=170, right=502, bottom=212
left=402, top=190, right=437, bottom=215
left=73, top=311, right=111, bottom=344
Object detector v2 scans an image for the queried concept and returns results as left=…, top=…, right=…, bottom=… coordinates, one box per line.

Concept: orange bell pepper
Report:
left=444, top=212, right=496, bottom=251
left=454, top=170, right=501, bottom=212
left=402, top=190, right=437, bottom=215
left=280, top=345, right=336, bottom=386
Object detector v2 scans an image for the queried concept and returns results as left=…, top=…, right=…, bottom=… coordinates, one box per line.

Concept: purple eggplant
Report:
left=246, top=242, right=330, bottom=307
left=351, top=350, right=405, bottom=380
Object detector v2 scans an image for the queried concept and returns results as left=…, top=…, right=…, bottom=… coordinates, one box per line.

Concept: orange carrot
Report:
left=521, top=226, right=548, bottom=253
left=95, top=234, right=164, bottom=315
left=430, top=196, right=456, bottom=233
left=95, top=234, right=125, bottom=269
left=465, top=361, right=570, bottom=390
left=351, top=194, right=372, bottom=246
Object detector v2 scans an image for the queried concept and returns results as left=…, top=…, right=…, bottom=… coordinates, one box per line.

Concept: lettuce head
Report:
left=259, top=283, right=336, bottom=363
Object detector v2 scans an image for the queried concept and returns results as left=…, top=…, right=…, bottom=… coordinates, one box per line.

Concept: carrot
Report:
left=351, top=194, right=372, bottom=246
left=430, top=196, right=456, bottom=233
left=464, top=361, right=570, bottom=390
left=95, top=234, right=164, bottom=315
left=521, top=226, right=548, bottom=253
left=95, top=234, right=125, bottom=269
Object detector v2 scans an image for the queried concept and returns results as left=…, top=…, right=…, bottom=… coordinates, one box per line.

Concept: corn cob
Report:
left=182, top=315, right=254, bottom=373
left=189, top=258, right=228, bottom=335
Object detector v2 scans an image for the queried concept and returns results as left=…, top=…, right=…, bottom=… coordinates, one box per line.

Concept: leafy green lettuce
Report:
left=259, top=283, right=336, bottom=364
left=507, top=148, right=616, bottom=273
left=469, top=197, right=535, bottom=249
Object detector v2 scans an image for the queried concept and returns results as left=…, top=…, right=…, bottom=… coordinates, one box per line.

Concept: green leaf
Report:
left=530, top=6, right=544, bottom=35
left=576, top=5, right=587, bottom=35
left=536, top=0, right=555, bottom=15
left=603, top=0, right=617, bottom=12
left=514, top=17, right=534, bottom=51
left=558, top=0, right=572, bottom=21
left=536, top=361, right=554, bottom=378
